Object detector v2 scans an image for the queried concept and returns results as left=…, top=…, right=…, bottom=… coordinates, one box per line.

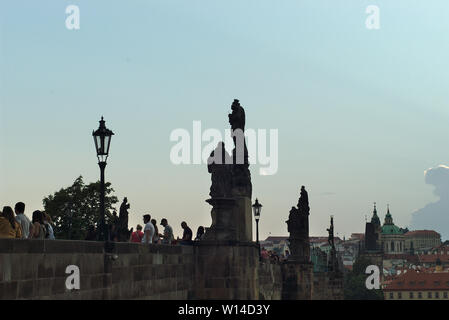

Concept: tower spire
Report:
left=370, top=202, right=381, bottom=227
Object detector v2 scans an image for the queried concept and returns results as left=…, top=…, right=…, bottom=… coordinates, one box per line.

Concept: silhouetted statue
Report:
left=207, top=142, right=233, bottom=198
left=227, top=99, right=252, bottom=197
left=297, top=186, right=309, bottom=213
left=117, top=197, right=130, bottom=241
left=228, top=99, right=245, bottom=131
left=327, top=216, right=339, bottom=273
left=286, top=186, right=311, bottom=262
left=327, top=217, right=334, bottom=248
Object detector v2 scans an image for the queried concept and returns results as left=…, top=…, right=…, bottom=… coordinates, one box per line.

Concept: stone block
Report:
left=0, top=240, right=14, bottom=253
left=17, top=279, right=35, bottom=299
left=51, top=277, right=66, bottom=295
left=34, top=278, right=52, bottom=297
left=0, top=280, right=18, bottom=299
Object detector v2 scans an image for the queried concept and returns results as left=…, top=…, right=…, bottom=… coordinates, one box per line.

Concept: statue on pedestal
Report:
left=204, top=99, right=253, bottom=242
left=286, top=186, right=311, bottom=262
left=227, top=99, right=251, bottom=197
left=116, top=197, right=131, bottom=242
left=327, top=216, right=339, bottom=273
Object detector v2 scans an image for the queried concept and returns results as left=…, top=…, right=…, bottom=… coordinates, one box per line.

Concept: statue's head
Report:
left=301, top=186, right=305, bottom=191
left=231, top=99, right=240, bottom=110
left=123, top=197, right=128, bottom=203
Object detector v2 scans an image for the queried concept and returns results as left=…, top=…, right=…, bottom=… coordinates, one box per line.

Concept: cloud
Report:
left=411, top=165, right=449, bottom=240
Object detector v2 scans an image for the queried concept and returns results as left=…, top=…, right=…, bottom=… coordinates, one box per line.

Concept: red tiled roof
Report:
left=264, top=236, right=288, bottom=242
left=384, top=270, right=449, bottom=291
left=417, top=254, right=449, bottom=263
left=264, top=236, right=343, bottom=243
left=350, top=233, right=365, bottom=240
left=309, top=236, right=342, bottom=243
left=404, top=230, right=441, bottom=237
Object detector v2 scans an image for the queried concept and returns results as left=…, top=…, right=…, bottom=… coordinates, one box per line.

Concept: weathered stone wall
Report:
left=193, top=241, right=260, bottom=299
left=312, top=272, right=344, bottom=300
left=1, top=239, right=342, bottom=300
left=281, top=262, right=313, bottom=300
left=0, top=239, right=194, bottom=300
left=258, top=262, right=282, bottom=300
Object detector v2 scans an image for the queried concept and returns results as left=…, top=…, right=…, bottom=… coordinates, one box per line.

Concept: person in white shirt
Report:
left=14, top=202, right=32, bottom=239
left=141, top=214, right=155, bottom=244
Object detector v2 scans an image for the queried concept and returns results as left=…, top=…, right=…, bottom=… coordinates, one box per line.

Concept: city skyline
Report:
left=1, top=1, right=449, bottom=240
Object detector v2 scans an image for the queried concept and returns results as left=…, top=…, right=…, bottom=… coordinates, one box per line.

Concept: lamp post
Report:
left=92, top=117, right=114, bottom=241
left=252, top=198, right=262, bottom=258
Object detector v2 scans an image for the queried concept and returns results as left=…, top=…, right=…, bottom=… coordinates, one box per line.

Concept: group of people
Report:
left=129, top=214, right=205, bottom=245
left=261, top=248, right=289, bottom=263
left=0, top=202, right=55, bottom=240
left=0, top=201, right=205, bottom=245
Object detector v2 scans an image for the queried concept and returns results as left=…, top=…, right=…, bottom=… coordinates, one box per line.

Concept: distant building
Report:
left=383, top=270, right=449, bottom=300
left=261, top=236, right=289, bottom=256
left=380, top=205, right=405, bottom=254
left=311, top=247, right=328, bottom=272
left=404, top=230, right=442, bottom=254
left=364, top=203, right=382, bottom=252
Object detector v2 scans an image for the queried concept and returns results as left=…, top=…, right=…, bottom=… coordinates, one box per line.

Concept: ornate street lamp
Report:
left=92, top=116, right=114, bottom=241
left=252, top=198, right=262, bottom=258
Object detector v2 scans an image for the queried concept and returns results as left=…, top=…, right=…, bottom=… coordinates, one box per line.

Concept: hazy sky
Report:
left=1, top=1, right=449, bottom=240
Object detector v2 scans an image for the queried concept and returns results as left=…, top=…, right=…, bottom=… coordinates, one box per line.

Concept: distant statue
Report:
left=286, top=186, right=311, bottom=262
left=228, top=99, right=245, bottom=131
left=287, top=207, right=300, bottom=235
left=297, top=186, right=309, bottom=214
left=117, top=197, right=130, bottom=241
left=327, top=216, right=339, bottom=273
left=327, top=216, right=335, bottom=249
left=207, top=142, right=233, bottom=198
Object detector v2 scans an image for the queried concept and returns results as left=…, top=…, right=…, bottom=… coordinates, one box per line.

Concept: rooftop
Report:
left=384, top=270, right=449, bottom=291
left=404, top=230, right=441, bottom=237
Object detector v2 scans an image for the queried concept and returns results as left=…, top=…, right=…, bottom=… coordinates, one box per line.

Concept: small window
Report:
left=428, top=292, right=432, bottom=299
left=409, top=292, right=414, bottom=299
left=389, top=292, right=394, bottom=299
left=418, top=292, right=422, bottom=299
left=397, top=292, right=402, bottom=299
left=435, top=292, right=439, bottom=299
left=444, top=292, right=448, bottom=299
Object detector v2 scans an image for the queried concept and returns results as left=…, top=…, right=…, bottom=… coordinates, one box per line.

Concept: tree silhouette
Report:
left=43, top=176, right=118, bottom=240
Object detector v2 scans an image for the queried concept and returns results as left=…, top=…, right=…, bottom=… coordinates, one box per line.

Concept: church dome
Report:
left=381, top=205, right=403, bottom=235
left=381, top=224, right=403, bottom=235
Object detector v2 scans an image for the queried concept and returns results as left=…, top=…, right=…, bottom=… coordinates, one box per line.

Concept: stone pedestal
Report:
left=193, top=241, right=259, bottom=299
left=232, top=195, right=253, bottom=242
left=203, top=198, right=237, bottom=241
left=287, top=237, right=310, bottom=264
left=281, top=261, right=313, bottom=300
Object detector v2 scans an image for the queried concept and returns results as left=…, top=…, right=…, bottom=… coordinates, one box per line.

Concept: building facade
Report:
left=404, top=230, right=442, bottom=254
left=384, top=270, right=449, bottom=300
left=380, top=206, right=405, bottom=255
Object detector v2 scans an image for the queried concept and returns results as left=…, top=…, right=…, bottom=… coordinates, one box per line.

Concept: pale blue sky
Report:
left=1, top=1, right=449, bottom=240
